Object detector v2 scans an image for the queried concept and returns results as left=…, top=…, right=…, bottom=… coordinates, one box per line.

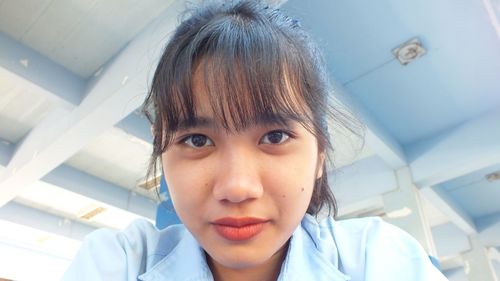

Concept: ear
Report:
left=150, top=125, right=155, bottom=137
left=316, top=152, right=326, bottom=179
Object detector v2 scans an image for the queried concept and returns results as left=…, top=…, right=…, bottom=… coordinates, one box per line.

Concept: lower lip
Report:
left=214, top=222, right=266, bottom=241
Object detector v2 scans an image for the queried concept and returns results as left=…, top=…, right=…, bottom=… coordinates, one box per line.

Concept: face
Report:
left=161, top=68, right=325, bottom=272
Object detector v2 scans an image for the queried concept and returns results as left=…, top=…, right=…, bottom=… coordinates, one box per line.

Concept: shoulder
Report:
left=62, top=219, right=187, bottom=281
left=301, top=215, right=448, bottom=280
left=303, top=214, right=424, bottom=255
left=301, top=215, right=389, bottom=262
left=301, top=214, right=386, bottom=248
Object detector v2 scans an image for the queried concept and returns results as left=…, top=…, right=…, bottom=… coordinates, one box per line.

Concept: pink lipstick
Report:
left=212, top=217, right=268, bottom=241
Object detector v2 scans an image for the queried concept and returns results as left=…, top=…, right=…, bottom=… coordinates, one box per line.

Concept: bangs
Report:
left=152, top=6, right=323, bottom=150
left=186, top=53, right=314, bottom=132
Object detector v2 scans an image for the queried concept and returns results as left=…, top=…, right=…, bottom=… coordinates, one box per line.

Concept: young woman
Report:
left=62, top=1, right=448, bottom=280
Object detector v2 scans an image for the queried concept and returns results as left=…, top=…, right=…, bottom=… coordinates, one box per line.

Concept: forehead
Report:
left=186, top=59, right=312, bottom=130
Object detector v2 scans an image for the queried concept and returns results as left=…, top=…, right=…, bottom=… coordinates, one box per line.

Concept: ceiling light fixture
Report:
left=386, top=207, right=413, bottom=218
left=137, top=175, right=161, bottom=190
left=392, top=37, right=426, bottom=65
left=79, top=206, right=106, bottom=221
left=486, top=171, right=500, bottom=182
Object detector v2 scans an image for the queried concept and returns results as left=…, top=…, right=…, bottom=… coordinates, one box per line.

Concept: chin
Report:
left=210, top=248, right=271, bottom=269
left=217, top=256, right=265, bottom=270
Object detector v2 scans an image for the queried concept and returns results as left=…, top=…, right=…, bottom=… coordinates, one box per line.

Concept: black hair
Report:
left=143, top=0, right=363, bottom=217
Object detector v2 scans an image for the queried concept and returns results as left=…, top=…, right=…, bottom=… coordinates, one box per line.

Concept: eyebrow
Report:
left=175, top=113, right=306, bottom=131
left=177, top=116, right=217, bottom=131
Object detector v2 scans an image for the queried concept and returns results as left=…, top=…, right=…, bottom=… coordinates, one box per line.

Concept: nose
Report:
left=212, top=147, right=264, bottom=203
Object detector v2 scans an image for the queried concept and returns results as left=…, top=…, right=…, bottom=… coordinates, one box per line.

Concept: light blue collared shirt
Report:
left=62, top=214, right=448, bottom=280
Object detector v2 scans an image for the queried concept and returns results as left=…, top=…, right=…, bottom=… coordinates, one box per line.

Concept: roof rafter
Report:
left=0, top=0, right=185, bottom=207
left=409, top=108, right=500, bottom=187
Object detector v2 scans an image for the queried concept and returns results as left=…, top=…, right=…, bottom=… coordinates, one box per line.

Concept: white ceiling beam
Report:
left=440, top=256, right=465, bottom=272
left=431, top=222, right=471, bottom=257
left=0, top=139, right=156, bottom=220
left=1, top=32, right=152, bottom=143
left=409, top=108, right=500, bottom=187
left=43, top=165, right=156, bottom=220
left=0, top=201, right=96, bottom=241
left=337, top=196, right=384, bottom=218
left=421, top=185, right=477, bottom=235
left=0, top=107, right=71, bottom=205
left=330, top=81, right=407, bottom=169
left=0, top=0, right=186, bottom=207
left=1, top=64, right=152, bottom=144
left=0, top=32, right=84, bottom=108
left=330, top=155, right=398, bottom=206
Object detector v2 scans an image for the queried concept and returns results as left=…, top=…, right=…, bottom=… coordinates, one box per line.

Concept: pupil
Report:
left=268, top=132, right=283, bottom=143
left=191, top=135, right=207, bottom=147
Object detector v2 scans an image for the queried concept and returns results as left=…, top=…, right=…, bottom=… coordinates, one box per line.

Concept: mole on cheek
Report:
left=282, top=194, right=286, bottom=198
left=301, top=188, right=304, bottom=192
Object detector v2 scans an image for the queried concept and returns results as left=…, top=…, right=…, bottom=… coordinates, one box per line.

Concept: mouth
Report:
left=212, top=217, right=269, bottom=241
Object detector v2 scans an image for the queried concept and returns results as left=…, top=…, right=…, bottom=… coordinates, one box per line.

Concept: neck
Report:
left=207, top=242, right=289, bottom=281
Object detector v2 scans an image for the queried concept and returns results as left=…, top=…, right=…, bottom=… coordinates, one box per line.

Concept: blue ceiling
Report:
left=439, top=163, right=500, bottom=219
left=283, top=0, right=500, bottom=145
left=282, top=0, right=500, bottom=243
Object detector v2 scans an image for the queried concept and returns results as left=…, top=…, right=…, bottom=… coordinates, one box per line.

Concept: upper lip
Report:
left=212, top=217, right=269, bottom=227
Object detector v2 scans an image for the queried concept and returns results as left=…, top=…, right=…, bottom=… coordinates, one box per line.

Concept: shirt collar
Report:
left=277, top=215, right=350, bottom=281
left=139, top=215, right=350, bottom=281
left=138, top=229, right=214, bottom=281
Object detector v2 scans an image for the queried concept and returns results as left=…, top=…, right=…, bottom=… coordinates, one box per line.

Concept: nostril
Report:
left=212, top=175, right=264, bottom=203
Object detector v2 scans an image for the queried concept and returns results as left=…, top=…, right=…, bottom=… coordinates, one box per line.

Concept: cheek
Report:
left=162, top=157, right=212, bottom=214
left=265, top=153, right=317, bottom=203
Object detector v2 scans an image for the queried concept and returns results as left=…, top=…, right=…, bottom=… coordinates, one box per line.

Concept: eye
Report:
left=260, top=130, right=291, bottom=145
left=182, top=134, right=214, bottom=148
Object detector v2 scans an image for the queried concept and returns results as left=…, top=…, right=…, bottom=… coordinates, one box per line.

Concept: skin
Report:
left=161, top=68, right=325, bottom=281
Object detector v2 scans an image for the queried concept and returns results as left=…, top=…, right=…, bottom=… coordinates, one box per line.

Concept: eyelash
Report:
left=181, top=134, right=214, bottom=148
left=179, top=130, right=295, bottom=148
left=259, top=130, right=294, bottom=145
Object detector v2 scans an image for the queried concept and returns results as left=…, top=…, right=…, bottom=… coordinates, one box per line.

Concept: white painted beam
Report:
left=432, top=222, right=471, bottom=257
left=0, top=107, right=72, bottom=205
left=42, top=164, right=156, bottom=220
left=440, top=256, right=465, bottom=272
left=330, top=81, right=407, bottom=169
left=0, top=128, right=155, bottom=221
left=330, top=155, right=398, bottom=206
left=420, top=185, right=477, bottom=235
left=431, top=212, right=500, bottom=255
left=0, top=29, right=155, bottom=149
left=337, top=195, right=384, bottom=218
left=0, top=0, right=186, bottom=207
left=1, top=32, right=152, bottom=143
left=329, top=155, right=398, bottom=218
left=408, top=108, right=500, bottom=187
left=1, top=63, right=152, bottom=144
left=0, top=201, right=96, bottom=241
left=0, top=32, right=84, bottom=107
left=382, top=167, right=438, bottom=255
left=0, top=141, right=155, bottom=220
left=462, top=235, right=499, bottom=281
